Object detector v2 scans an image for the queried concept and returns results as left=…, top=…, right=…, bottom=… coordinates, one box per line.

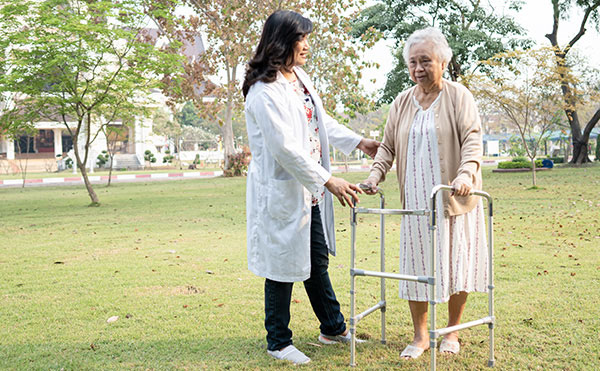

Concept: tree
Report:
left=545, top=0, right=600, bottom=164
left=352, top=0, right=531, bottom=103
left=154, top=0, right=379, bottom=169
left=0, top=0, right=183, bottom=205
left=468, top=48, right=567, bottom=187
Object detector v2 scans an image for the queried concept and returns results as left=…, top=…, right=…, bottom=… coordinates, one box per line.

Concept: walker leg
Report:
left=380, top=197, right=386, bottom=344
left=350, top=206, right=357, bottom=367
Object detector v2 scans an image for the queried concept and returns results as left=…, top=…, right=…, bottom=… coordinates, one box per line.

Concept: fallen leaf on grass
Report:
left=125, top=314, right=132, bottom=319
left=90, top=343, right=96, bottom=351
left=217, top=303, right=224, bottom=307
left=570, top=272, right=576, bottom=276
left=293, top=299, right=301, bottom=304
left=54, top=261, right=64, bottom=264
left=107, top=316, right=119, bottom=323
left=306, top=342, right=322, bottom=347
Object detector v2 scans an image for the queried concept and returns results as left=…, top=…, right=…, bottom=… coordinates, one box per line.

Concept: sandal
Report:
left=439, top=338, right=460, bottom=354
left=400, top=344, right=426, bottom=359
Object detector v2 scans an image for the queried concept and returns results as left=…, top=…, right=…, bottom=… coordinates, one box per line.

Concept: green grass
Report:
left=1, top=165, right=599, bottom=370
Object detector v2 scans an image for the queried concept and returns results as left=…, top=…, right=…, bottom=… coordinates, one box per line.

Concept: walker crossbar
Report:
left=355, top=208, right=428, bottom=216
left=351, top=268, right=429, bottom=283
left=432, top=316, right=495, bottom=337
left=355, top=301, right=386, bottom=323
left=349, top=184, right=495, bottom=370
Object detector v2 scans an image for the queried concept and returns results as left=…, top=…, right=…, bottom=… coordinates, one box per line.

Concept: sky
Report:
left=360, top=0, right=600, bottom=95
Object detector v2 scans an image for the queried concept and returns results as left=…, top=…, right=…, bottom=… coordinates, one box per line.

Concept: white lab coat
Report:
left=244, top=67, right=361, bottom=282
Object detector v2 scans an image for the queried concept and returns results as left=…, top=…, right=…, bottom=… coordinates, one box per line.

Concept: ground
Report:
left=0, top=165, right=599, bottom=369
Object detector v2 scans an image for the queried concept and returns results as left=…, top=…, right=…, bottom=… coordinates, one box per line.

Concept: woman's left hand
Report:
left=357, top=138, right=380, bottom=158
left=451, top=178, right=472, bottom=197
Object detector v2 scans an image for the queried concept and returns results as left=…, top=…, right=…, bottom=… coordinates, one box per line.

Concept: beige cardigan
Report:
left=367, top=79, right=483, bottom=217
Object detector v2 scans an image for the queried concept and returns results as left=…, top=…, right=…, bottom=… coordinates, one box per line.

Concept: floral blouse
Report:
left=290, top=76, right=325, bottom=205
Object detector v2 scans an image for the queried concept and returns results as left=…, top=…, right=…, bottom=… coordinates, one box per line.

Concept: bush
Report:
left=512, top=156, right=528, bottom=162
left=498, top=160, right=532, bottom=169
left=223, top=147, right=251, bottom=177
left=498, top=158, right=543, bottom=169
left=96, top=150, right=109, bottom=167
left=144, top=150, right=156, bottom=168
left=547, top=156, right=564, bottom=164
left=162, top=149, right=174, bottom=164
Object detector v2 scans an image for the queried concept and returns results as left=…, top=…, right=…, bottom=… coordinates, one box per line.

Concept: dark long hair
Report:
left=242, top=10, right=312, bottom=99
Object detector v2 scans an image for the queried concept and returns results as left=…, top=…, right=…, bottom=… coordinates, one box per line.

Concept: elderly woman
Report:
left=363, top=27, right=487, bottom=359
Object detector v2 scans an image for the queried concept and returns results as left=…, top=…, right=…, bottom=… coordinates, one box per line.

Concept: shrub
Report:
left=498, top=160, right=531, bottom=169
left=512, top=156, right=528, bottom=162
left=547, top=156, right=564, bottom=164
left=162, top=149, right=174, bottom=164
left=96, top=150, right=109, bottom=167
left=144, top=150, right=156, bottom=168
left=498, top=159, right=543, bottom=169
left=223, top=146, right=251, bottom=177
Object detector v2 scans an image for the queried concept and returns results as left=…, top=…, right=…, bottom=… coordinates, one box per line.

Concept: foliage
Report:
left=548, top=156, right=565, bottom=164
left=96, top=150, right=109, bottom=168
left=65, top=158, right=73, bottom=169
left=545, top=0, right=600, bottom=164
left=498, top=159, right=543, bottom=169
left=468, top=48, right=566, bottom=187
left=498, top=160, right=532, bottom=169
left=144, top=150, right=157, bottom=167
left=351, top=0, right=531, bottom=103
left=508, top=136, right=527, bottom=157
left=512, top=156, right=528, bottom=163
left=153, top=0, right=379, bottom=168
left=222, top=146, right=251, bottom=177
left=0, top=0, right=184, bottom=205
left=162, top=149, right=174, bottom=164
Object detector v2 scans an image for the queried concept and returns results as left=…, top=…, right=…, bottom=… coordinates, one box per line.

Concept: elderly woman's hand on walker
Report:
left=360, top=178, right=379, bottom=195
left=451, top=178, right=473, bottom=197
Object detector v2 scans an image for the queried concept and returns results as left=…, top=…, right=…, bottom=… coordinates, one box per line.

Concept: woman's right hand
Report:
left=361, top=179, right=379, bottom=195
left=325, top=176, right=363, bottom=207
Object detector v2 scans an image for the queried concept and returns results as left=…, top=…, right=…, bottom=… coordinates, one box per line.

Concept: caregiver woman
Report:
left=242, top=10, right=379, bottom=366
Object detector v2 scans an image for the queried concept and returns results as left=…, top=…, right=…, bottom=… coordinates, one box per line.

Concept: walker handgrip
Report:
left=430, top=184, right=491, bottom=202
left=358, top=183, right=384, bottom=196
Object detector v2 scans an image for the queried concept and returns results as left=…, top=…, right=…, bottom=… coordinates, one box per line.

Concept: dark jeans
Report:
left=264, top=205, right=346, bottom=351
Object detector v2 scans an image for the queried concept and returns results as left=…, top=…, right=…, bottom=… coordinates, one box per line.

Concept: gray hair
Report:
left=402, top=27, right=453, bottom=67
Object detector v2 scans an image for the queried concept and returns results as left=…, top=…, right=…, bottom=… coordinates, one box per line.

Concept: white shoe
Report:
left=267, top=345, right=310, bottom=365
left=318, top=332, right=366, bottom=345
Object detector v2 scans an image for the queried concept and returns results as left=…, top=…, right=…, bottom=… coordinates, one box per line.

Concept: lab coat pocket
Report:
left=267, top=178, right=302, bottom=220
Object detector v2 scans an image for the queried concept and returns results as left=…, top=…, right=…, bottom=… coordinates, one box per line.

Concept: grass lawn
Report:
left=1, top=165, right=599, bottom=370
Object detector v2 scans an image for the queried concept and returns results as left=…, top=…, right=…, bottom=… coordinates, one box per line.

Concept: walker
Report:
left=349, top=184, right=495, bottom=370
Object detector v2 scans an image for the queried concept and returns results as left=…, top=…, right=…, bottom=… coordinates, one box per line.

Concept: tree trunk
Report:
left=221, top=98, right=236, bottom=170
left=531, top=158, right=537, bottom=187
left=72, top=134, right=100, bottom=205
left=107, top=154, right=114, bottom=187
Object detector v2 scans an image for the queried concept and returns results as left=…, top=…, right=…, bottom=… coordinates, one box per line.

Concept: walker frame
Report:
left=349, top=184, right=495, bottom=370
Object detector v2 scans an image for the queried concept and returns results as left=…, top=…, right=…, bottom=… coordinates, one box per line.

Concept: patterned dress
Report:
left=398, top=94, right=488, bottom=303
left=290, top=76, right=325, bottom=205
